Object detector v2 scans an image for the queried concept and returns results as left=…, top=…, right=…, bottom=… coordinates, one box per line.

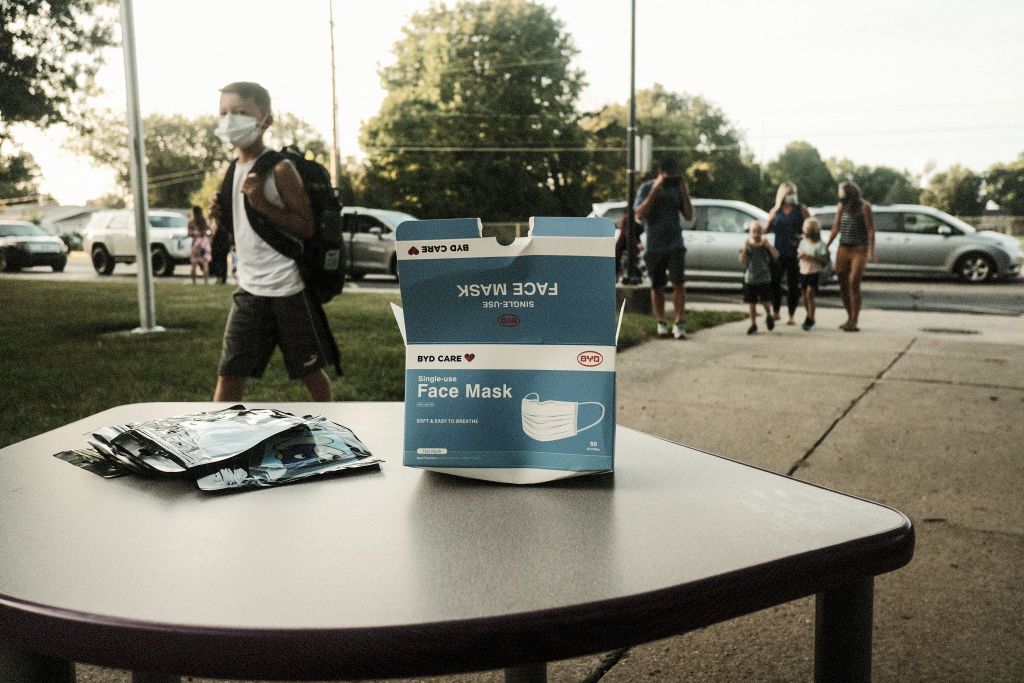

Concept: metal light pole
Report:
left=623, top=0, right=641, bottom=284
left=119, top=0, right=163, bottom=333
left=328, top=0, right=340, bottom=187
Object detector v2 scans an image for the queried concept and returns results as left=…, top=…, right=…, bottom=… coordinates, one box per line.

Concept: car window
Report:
left=872, top=212, right=900, bottom=233
left=705, top=207, right=751, bottom=234
left=602, top=207, right=625, bottom=226
left=149, top=215, right=187, bottom=228
left=0, top=223, right=45, bottom=237
left=365, top=216, right=390, bottom=233
left=902, top=212, right=949, bottom=235
left=110, top=214, right=129, bottom=229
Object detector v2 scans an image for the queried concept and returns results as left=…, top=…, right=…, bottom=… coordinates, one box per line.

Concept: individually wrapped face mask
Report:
left=520, top=393, right=605, bottom=442
left=215, top=113, right=262, bottom=148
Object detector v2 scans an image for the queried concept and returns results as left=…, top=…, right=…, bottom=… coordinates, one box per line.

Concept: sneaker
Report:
left=802, top=318, right=813, bottom=331
left=747, top=324, right=758, bottom=335
left=672, top=322, right=687, bottom=340
left=656, top=321, right=669, bottom=337
left=766, top=315, right=775, bottom=331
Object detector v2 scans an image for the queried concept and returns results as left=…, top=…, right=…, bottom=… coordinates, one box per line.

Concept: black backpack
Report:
left=218, top=148, right=346, bottom=303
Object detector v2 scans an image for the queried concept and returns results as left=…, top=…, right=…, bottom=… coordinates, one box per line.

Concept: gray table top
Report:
left=0, top=402, right=913, bottom=679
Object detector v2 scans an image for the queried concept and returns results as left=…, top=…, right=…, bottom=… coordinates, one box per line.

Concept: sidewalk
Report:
left=77, top=307, right=1024, bottom=682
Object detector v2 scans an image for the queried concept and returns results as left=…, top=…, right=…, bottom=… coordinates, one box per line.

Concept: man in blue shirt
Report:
left=634, top=158, right=694, bottom=339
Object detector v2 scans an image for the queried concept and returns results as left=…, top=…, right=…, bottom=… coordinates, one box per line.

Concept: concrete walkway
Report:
left=77, top=306, right=1024, bottom=682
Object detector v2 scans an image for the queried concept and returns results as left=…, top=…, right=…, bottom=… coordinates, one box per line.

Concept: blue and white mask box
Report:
left=394, top=216, right=617, bottom=485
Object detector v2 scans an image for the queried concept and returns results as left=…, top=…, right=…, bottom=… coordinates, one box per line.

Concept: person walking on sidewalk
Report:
left=797, top=217, right=829, bottom=330
left=740, top=220, right=778, bottom=335
left=827, top=181, right=875, bottom=332
left=634, top=157, right=694, bottom=340
left=766, top=181, right=809, bottom=326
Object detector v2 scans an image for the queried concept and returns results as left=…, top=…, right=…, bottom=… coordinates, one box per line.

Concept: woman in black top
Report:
left=826, top=182, right=875, bottom=332
left=766, top=181, right=810, bottom=325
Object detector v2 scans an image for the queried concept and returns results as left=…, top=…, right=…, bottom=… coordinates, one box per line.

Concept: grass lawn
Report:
left=0, top=280, right=744, bottom=447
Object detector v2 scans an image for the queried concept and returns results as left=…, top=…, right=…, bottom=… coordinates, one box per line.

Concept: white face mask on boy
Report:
left=214, top=113, right=264, bottom=148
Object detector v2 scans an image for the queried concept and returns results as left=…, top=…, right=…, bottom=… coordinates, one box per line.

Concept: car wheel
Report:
left=91, top=245, right=115, bottom=275
left=151, top=246, right=174, bottom=277
left=349, top=271, right=365, bottom=281
left=955, top=253, right=996, bottom=283
left=52, top=261, right=66, bottom=273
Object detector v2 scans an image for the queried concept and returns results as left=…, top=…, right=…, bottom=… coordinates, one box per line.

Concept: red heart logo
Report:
left=407, top=246, right=420, bottom=255
left=464, top=353, right=475, bottom=362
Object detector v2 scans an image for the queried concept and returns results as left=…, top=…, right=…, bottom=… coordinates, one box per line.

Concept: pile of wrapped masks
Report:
left=54, top=405, right=381, bottom=491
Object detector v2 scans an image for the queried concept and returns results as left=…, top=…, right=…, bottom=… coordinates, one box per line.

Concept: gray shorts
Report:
left=218, top=289, right=333, bottom=380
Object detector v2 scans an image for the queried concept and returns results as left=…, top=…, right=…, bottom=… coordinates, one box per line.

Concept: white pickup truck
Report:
left=83, top=210, right=192, bottom=277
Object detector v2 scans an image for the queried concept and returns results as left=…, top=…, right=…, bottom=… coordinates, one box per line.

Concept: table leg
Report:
left=815, top=577, right=874, bottom=683
left=0, top=640, right=75, bottom=682
left=505, top=662, right=547, bottom=682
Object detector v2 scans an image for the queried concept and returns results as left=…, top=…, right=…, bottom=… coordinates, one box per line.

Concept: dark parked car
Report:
left=0, top=220, right=69, bottom=272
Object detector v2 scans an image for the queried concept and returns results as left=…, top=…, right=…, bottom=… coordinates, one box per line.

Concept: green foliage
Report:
left=0, top=0, right=115, bottom=144
left=582, top=85, right=763, bottom=205
left=71, top=110, right=327, bottom=209
left=921, top=164, right=984, bottom=216
left=985, top=152, right=1024, bottom=214
left=360, top=0, right=591, bottom=220
left=0, top=149, right=41, bottom=203
left=827, top=158, right=920, bottom=205
left=765, top=141, right=835, bottom=207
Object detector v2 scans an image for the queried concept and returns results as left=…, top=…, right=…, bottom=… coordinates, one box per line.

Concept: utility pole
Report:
left=328, top=0, right=340, bottom=188
left=120, top=0, right=163, bottom=334
left=623, top=0, right=641, bottom=284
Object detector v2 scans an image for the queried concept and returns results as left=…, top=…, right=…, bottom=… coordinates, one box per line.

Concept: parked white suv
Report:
left=83, top=210, right=191, bottom=277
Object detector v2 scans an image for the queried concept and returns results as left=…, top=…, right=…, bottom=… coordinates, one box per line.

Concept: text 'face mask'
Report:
left=215, top=113, right=263, bottom=148
left=521, top=392, right=606, bottom=442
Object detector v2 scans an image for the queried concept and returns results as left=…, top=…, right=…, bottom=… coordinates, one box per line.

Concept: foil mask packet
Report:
left=394, top=216, right=618, bottom=484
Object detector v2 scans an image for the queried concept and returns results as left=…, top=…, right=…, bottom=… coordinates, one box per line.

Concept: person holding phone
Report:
left=634, top=158, right=694, bottom=340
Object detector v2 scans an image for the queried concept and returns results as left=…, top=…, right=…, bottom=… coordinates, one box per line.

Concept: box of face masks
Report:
left=393, top=216, right=617, bottom=485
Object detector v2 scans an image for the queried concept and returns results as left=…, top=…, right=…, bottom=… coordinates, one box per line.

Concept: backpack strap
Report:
left=236, top=150, right=304, bottom=260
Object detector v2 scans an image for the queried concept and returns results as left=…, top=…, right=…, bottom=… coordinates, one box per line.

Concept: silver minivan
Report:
left=810, top=204, right=1022, bottom=282
left=590, top=199, right=837, bottom=283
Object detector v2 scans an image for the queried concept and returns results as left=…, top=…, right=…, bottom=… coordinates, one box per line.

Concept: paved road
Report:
left=4, top=252, right=1023, bottom=315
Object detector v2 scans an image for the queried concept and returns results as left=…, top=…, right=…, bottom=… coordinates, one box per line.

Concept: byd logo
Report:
left=577, top=350, right=603, bottom=367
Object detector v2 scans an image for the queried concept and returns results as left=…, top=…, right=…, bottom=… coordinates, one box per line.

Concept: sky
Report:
left=10, top=0, right=1024, bottom=205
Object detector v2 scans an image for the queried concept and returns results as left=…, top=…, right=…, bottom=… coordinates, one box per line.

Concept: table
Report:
left=0, top=402, right=914, bottom=682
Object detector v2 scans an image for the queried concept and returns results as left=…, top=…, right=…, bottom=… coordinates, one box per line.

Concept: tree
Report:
left=0, top=0, right=115, bottom=147
left=765, top=141, right=835, bottom=207
left=921, top=165, right=984, bottom=216
left=361, top=0, right=591, bottom=220
left=0, top=150, right=41, bottom=204
left=581, top=85, right=763, bottom=205
left=985, top=152, right=1024, bottom=214
left=72, top=110, right=328, bottom=208
left=827, top=158, right=919, bottom=205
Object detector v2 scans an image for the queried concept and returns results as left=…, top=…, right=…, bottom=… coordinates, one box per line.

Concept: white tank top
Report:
left=232, top=152, right=305, bottom=297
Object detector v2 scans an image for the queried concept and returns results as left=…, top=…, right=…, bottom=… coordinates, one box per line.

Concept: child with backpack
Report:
left=739, top=220, right=779, bottom=335
left=797, top=218, right=830, bottom=330
left=208, top=81, right=341, bottom=402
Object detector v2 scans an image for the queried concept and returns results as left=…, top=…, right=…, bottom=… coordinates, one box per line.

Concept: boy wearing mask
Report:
left=209, top=81, right=339, bottom=402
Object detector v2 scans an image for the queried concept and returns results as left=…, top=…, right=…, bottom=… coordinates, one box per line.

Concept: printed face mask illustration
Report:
left=521, top=392, right=606, bottom=442
left=214, top=113, right=263, bottom=148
